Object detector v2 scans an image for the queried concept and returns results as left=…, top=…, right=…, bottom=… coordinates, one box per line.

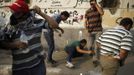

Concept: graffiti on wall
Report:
left=32, top=0, right=90, bottom=8
left=43, top=8, right=84, bottom=25
left=32, top=0, right=134, bottom=15
left=0, top=0, right=12, bottom=27
left=0, top=0, right=134, bottom=27
left=73, top=0, right=89, bottom=8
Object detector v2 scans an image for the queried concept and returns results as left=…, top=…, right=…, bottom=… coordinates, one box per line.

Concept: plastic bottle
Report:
left=20, top=31, right=30, bottom=53
left=20, top=31, right=28, bottom=44
left=79, top=30, right=82, bottom=40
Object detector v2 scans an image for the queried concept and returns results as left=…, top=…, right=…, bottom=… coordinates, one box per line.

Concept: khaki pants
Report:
left=100, top=55, right=120, bottom=75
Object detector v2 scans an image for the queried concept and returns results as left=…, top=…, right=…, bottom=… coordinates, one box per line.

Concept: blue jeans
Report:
left=88, top=32, right=102, bottom=60
left=12, top=60, right=46, bottom=75
left=88, top=32, right=102, bottom=50
left=65, top=46, right=83, bottom=62
left=43, top=29, right=55, bottom=61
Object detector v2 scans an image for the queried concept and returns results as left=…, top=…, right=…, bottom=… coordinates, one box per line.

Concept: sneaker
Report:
left=47, top=59, right=57, bottom=67
left=65, top=62, right=74, bottom=68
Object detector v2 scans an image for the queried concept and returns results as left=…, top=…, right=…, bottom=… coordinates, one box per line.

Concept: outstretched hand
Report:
left=13, top=41, right=28, bottom=49
left=58, top=33, right=62, bottom=37
left=88, top=50, right=95, bottom=54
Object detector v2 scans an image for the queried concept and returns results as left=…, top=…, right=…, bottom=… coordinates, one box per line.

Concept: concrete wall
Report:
left=41, top=28, right=88, bottom=50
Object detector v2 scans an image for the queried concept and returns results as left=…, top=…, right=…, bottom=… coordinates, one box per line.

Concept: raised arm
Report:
left=32, top=5, right=58, bottom=28
left=93, top=1, right=104, bottom=15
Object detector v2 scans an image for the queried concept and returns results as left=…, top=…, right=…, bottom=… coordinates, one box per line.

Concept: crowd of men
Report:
left=0, top=0, right=133, bottom=75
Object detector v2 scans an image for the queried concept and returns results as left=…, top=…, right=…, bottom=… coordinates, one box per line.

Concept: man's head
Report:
left=60, top=11, right=70, bottom=21
left=80, top=39, right=87, bottom=47
left=90, top=0, right=96, bottom=9
left=9, top=0, right=29, bottom=19
left=119, top=17, right=133, bottom=30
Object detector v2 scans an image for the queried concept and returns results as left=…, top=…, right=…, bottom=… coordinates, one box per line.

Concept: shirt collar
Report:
left=114, top=25, right=125, bottom=30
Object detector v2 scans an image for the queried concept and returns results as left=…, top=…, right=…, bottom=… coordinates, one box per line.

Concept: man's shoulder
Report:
left=86, top=8, right=91, bottom=12
left=74, top=41, right=80, bottom=45
left=52, top=14, right=60, bottom=18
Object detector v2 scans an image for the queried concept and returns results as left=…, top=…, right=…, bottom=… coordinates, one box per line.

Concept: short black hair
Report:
left=80, top=39, right=87, bottom=44
left=61, top=11, right=70, bottom=17
left=120, top=17, right=133, bottom=26
left=90, top=0, right=96, bottom=2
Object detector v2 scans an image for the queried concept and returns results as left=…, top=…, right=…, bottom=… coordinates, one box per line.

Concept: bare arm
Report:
left=76, top=46, right=94, bottom=54
left=94, top=2, right=104, bottom=15
left=53, top=27, right=64, bottom=37
left=32, top=5, right=58, bottom=28
left=84, top=18, right=88, bottom=29
left=0, top=40, right=27, bottom=50
left=118, top=49, right=129, bottom=60
left=57, top=27, right=64, bottom=34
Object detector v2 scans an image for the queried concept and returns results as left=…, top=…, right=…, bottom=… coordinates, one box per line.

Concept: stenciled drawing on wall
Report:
left=0, top=0, right=12, bottom=27
left=32, top=0, right=134, bottom=26
left=0, top=0, right=134, bottom=27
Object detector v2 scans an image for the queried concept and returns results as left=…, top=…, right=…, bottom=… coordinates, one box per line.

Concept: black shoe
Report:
left=47, top=59, right=57, bottom=64
left=93, top=60, right=100, bottom=67
left=47, top=59, right=57, bottom=67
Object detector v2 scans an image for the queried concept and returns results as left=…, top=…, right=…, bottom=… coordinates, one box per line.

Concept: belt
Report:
left=101, top=53, right=116, bottom=56
left=101, top=53, right=120, bottom=59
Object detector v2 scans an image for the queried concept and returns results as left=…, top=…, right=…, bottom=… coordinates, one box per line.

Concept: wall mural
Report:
left=32, top=0, right=90, bottom=8
left=34, top=0, right=133, bottom=26
left=0, top=0, right=134, bottom=27
left=32, top=0, right=134, bottom=8
left=0, top=0, right=12, bottom=27
left=42, top=8, right=84, bottom=26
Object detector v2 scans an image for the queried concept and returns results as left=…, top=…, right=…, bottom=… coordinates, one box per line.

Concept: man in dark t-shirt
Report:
left=64, top=39, right=94, bottom=68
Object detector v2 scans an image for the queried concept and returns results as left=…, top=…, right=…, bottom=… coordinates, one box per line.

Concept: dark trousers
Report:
left=65, top=46, right=83, bottom=62
left=44, top=29, right=55, bottom=61
left=12, top=60, right=46, bottom=75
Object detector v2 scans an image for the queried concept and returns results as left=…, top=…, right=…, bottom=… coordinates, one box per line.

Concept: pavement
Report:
left=0, top=49, right=134, bottom=75
left=0, top=29, right=134, bottom=75
left=0, top=49, right=95, bottom=75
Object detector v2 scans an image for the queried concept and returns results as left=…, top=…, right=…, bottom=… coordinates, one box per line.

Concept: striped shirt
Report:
left=97, top=26, right=133, bottom=55
left=85, top=8, right=102, bottom=32
left=11, top=10, right=45, bottom=70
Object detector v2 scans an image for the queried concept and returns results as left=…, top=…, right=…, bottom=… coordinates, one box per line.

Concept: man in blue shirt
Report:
left=43, top=11, right=70, bottom=65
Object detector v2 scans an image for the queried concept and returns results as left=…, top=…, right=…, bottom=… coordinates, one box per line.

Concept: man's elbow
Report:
left=100, top=12, right=104, bottom=16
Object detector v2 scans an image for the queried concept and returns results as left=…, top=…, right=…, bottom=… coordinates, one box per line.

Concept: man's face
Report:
left=90, top=1, right=96, bottom=9
left=12, top=11, right=24, bottom=19
left=61, top=15, right=68, bottom=21
left=81, top=43, right=86, bottom=47
left=127, top=24, right=133, bottom=31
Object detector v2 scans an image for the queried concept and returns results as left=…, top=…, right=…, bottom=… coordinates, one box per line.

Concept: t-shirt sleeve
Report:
left=52, top=14, right=60, bottom=24
left=85, top=9, right=90, bottom=18
left=120, top=34, right=133, bottom=51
